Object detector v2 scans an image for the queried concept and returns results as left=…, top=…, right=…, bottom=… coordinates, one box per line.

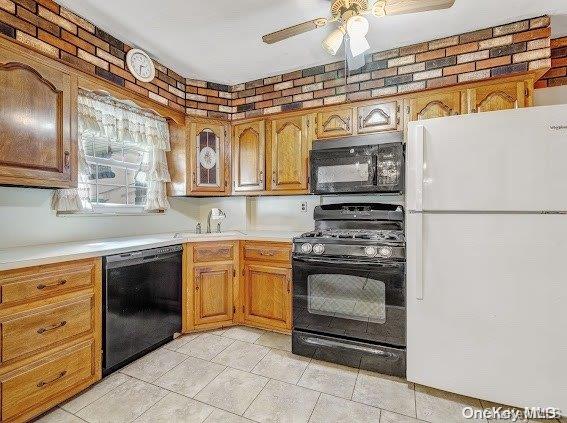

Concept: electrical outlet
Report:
left=300, top=201, right=308, bottom=213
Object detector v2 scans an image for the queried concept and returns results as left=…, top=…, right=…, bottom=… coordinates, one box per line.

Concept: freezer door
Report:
left=406, top=212, right=567, bottom=411
left=407, top=105, right=567, bottom=212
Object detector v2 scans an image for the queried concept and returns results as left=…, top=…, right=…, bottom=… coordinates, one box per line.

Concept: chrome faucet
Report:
left=206, top=208, right=226, bottom=233
left=195, top=223, right=202, bottom=234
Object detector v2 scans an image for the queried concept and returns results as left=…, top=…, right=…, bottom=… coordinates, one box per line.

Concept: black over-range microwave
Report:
left=309, top=132, right=404, bottom=195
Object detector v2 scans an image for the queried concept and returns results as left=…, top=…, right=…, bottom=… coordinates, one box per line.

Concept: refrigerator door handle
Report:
left=414, top=125, right=425, bottom=212
left=415, top=212, right=424, bottom=300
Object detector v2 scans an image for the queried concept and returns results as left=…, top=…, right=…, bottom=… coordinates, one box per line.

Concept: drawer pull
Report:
left=37, top=320, right=67, bottom=334
left=37, top=279, right=67, bottom=290
left=37, top=370, right=67, bottom=388
left=259, top=250, right=275, bottom=256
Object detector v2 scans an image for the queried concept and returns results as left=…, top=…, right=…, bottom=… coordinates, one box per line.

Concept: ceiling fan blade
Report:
left=262, top=18, right=328, bottom=44
left=382, top=0, right=455, bottom=16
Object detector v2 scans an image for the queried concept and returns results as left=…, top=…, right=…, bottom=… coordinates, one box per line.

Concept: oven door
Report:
left=310, top=147, right=377, bottom=194
left=292, top=256, right=405, bottom=347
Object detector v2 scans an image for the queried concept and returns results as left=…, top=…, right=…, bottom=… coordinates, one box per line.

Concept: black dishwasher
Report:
left=103, top=245, right=182, bottom=376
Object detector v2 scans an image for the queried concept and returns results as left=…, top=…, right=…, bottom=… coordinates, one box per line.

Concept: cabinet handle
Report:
left=358, top=115, right=363, bottom=129
left=346, top=116, right=351, bottom=132
left=64, top=151, right=70, bottom=170
left=272, top=171, right=276, bottom=185
left=37, top=279, right=67, bottom=290
left=192, top=172, right=197, bottom=185
left=37, top=320, right=67, bottom=334
left=287, top=278, right=291, bottom=293
left=258, top=170, right=264, bottom=182
left=37, top=370, right=67, bottom=388
left=259, top=250, right=275, bottom=257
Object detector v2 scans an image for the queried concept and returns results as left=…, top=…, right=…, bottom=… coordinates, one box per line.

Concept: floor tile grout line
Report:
left=238, top=373, right=271, bottom=418
left=306, top=391, right=323, bottom=423
left=64, top=376, right=131, bottom=416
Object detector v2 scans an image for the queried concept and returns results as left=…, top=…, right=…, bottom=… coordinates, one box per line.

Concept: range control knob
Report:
left=300, top=243, right=313, bottom=254
left=378, top=246, right=393, bottom=258
left=312, top=244, right=325, bottom=255
left=364, top=246, right=378, bottom=257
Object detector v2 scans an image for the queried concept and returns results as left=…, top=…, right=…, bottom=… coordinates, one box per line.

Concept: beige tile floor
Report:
left=35, top=327, right=564, bottom=423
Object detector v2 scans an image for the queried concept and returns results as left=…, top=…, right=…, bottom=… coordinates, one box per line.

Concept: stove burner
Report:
left=299, top=229, right=404, bottom=242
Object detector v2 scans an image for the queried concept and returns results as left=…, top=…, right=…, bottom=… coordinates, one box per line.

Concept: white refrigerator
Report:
left=406, top=104, right=567, bottom=413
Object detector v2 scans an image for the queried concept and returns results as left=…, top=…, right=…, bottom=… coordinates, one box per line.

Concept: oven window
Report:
left=317, top=163, right=370, bottom=184
left=307, top=274, right=386, bottom=324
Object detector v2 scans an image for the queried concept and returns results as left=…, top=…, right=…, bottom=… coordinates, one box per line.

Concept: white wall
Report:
left=0, top=186, right=201, bottom=249
left=534, top=85, right=567, bottom=106
left=248, top=195, right=321, bottom=232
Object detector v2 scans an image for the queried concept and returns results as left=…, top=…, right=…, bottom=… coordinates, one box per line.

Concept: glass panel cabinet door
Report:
left=189, top=121, right=228, bottom=193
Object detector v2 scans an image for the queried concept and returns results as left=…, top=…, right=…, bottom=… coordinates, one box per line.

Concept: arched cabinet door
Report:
left=407, top=91, right=464, bottom=122
left=0, top=42, right=77, bottom=188
left=233, top=120, right=265, bottom=192
left=316, top=108, right=354, bottom=139
left=189, top=121, right=229, bottom=193
left=467, top=81, right=531, bottom=113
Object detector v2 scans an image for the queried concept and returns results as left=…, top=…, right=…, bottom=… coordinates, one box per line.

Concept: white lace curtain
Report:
left=52, top=90, right=171, bottom=212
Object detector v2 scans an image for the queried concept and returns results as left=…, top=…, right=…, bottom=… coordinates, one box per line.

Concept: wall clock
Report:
left=126, top=48, right=156, bottom=83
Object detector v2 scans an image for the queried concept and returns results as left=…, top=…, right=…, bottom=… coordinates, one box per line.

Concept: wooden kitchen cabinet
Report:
left=356, top=100, right=401, bottom=134
left=193, top=263, right=235, bottom=326
left=267, top=114, right=313, bottom=193
left=466, top=80, right=532, bottom=113
left=0, top=258, right=101, bottom=422
left=232, top=120, right=266, bottom=192
left=185, top=242, right=239, bottom=331
left=0, top=38, right=77, bottom=189
left=243, top=264, right=291, bottom=331
left=188, top=119, right=231, bottom=195
left=316, top=107, right=354, bottom=139
left=406, top=90, right=465, bottom=122
left=240, top=241, right=292, bottom=332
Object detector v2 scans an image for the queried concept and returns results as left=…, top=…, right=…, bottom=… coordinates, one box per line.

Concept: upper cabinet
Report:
left=466, top=80, right=532, bottom=114
left=316, top=108, right=354, bottom=139
left=233, top=120, right=265, bottom=192
left=357, top=100, right=401, bottom=134
left=188, top=119, right=231, bottom=195
left=267, top=115, right=313, bottom=193
left=0, top=40, right=77, bottom=188
left=406, top=91, right=465, bottom=122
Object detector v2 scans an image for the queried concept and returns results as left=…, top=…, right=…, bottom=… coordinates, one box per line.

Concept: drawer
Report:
left=193, top=243, right=235, bottom=263
left=244, top=243, right=291, bottom=263
left=1, top=296, right=94, bottom=363
left=0, top=261, right=96, bottom=306
left=1, top=339, right=95, bottom=422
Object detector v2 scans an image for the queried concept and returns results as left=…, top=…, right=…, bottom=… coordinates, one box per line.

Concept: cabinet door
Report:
left=357, top=101, right=400, bottom=134
left=407, top=91, right=465, bottom=122
left=189, top=122, right=228, bottom=193
left=267, top=115, right=311, bottom=192
left=243, top=264, right=291, bottom=330
left=233, top=120, right=265, bottom=192
left=194, top=264, right=234, bottom=326
left=316, top=108, right=354, bottom=139
left=0, top=46, right=76, bottom=188
left=467, top=81, right=528, bottom=113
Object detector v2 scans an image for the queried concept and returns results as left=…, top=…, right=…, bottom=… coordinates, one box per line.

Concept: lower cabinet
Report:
left=193, top=263, right=235, bottom=326
left=243, top=264, right=291, bottom=331
left=184, top=241, right=292, bottom=334
left=0, top=258, right=102, bottom=422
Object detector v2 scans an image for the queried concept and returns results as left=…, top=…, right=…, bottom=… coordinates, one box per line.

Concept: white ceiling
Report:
left=58, top=0, right=567, bottom=85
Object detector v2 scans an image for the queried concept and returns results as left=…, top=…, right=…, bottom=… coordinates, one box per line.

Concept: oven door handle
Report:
left=302, top=336, right=399, bottom=360
left=294, top=257, right=403, bottom=269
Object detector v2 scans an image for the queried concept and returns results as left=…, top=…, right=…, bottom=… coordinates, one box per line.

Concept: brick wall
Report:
left=0, top=1, right=559, bottom=121
left=231, top=17, right=553, bottom=120
left=0, top=0, right=232, bottom=118
left=536, top=37, right=567, bottom=88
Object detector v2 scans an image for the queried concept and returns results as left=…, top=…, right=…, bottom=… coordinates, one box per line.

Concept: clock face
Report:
left=126, top=49, right=155, bottom=83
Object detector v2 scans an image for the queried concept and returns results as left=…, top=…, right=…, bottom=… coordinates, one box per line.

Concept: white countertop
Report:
left=0, top=230, right=301, bottom=271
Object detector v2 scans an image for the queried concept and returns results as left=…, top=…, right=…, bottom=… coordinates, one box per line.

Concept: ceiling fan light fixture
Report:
left=349, top=35, right=370, bottom=57
left=346, top=15, right=369, bottom=38
left=322, top=25, right=346, bottom=56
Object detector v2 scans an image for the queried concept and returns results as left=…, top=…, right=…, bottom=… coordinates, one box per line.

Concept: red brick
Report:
left=371, top=68, right=398, bottom=79
left=60, top=50, right=94, bottom=75
left=0, top=8, right=35, bottom=35
left=109, top=63, right=135, bottom=83
left=476, top=56, right=512, bottom=70
left=534, top=79, right=547, bottom=89
left=283, top=70, right=302, bottom=81
left=293, top=76, right=315, bottom=87
left=255, top=99, right=273, bottom=109
left=446, top=42, right=478, bottom=57
left=197, top=88, right=219, bottom=97
left=78, top=27, right=109, bottom=51
left=399, top=42, right=429, bottom=55
left=427, top=75, right=458, bottom=89
left=61, top=30, right=93, bottom=54
left=13, top=0, right=36, bottom=12
left=262, top=91, right=282, bottom=101
left=551, top=37, right=567, bottom=49
left=552, top=57, right=567, bottom=68
left=282, top=86, right=301, bottom=96
left=256, top=84, right=273, bottom=94
left=512, top=27, right=551, bottom=43
left=416, top=49, right=445, bottom=62
left=314, top=88, right=336, bottom=98
left=38, top=29, right=76, bottom=54
left=16, top=4, right=59, bottom=36
left=35, top=0, right=58, bottom=13
left=442, top=62, right=475, bottom=76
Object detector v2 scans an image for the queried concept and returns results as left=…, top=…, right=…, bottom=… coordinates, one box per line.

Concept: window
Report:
left=52, top=90, right=172, bottom=215
left=83, top=133, right=149, bottom=209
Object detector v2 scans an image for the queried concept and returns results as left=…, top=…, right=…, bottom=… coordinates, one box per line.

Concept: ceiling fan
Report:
left=262, top=0, right=456, bottom=69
